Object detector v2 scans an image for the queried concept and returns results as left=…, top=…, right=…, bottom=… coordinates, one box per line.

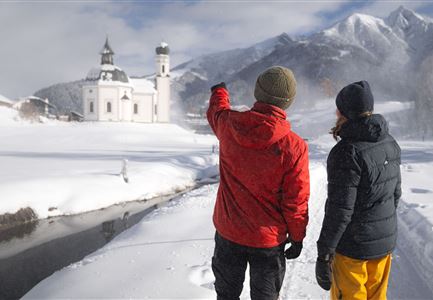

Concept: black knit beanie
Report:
left=336, top=80, right=374, bottom=119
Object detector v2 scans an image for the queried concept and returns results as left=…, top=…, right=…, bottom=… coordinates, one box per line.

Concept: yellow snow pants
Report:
left=331, top=253, right=392, bottom=300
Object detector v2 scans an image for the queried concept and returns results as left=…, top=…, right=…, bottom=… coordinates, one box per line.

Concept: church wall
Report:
left=132, top=93, right=154, bottom=122
left=83, top=86, right=99, bottom=121
left=121, top=99, right=132, bottom=121
left=156, top=76, right=170, bottom=122
left=98, top=86, right=119, bottom=121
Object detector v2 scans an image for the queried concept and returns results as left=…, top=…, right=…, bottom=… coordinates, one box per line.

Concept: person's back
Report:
left=207, top=66, right=310, bottom=300
left=315, top=81, right=401, bottom=300
left=211, top=100, right=309, bottom=248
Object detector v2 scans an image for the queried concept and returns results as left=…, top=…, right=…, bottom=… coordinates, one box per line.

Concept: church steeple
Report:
left=100, top=37, right=114, bottom=65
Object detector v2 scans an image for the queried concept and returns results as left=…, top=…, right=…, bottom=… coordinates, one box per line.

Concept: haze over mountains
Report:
left=35, top=6, right=433, bottom=137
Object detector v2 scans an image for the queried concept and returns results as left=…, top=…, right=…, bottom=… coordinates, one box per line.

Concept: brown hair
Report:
left=330, top=111, right=373, bottom=141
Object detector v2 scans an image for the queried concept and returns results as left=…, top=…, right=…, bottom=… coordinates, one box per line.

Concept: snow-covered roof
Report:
left=130, top=78, right=156, bottom=94
left=0, top=94, right=13, bottom=104
left=86, top=64, right=130, bottom=84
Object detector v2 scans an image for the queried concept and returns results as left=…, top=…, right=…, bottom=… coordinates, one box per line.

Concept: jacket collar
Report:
left=251, top=102, right=287, bottom=120
left=339, top=114, right=389, bottom=142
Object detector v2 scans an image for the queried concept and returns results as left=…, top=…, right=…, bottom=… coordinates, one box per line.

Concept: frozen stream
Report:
left=22, top=160, right=433, bottom=299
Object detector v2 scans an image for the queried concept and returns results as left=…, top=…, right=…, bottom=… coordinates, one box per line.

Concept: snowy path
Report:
left=24, top=162, right=433, bottom=299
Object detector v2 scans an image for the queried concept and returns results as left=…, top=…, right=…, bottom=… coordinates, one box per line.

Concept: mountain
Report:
left=34, top=80, right=84, bottom=114
left=33, top=6, right=433, bottom=136
left=172, top=6, right=433, bottom=112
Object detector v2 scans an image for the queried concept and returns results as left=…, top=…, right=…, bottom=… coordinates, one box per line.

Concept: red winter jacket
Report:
left=207, top=87, right=310, bottom=248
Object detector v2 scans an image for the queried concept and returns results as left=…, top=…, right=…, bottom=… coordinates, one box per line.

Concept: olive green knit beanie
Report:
left=254, top=66, right=297, bottom=110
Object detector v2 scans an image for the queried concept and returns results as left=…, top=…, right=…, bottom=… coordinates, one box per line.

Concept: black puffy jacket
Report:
left=317, top=114, right=401, bottom=260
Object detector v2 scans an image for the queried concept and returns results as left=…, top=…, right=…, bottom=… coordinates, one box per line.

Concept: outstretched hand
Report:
left=284, top=240, right=303, bottom=259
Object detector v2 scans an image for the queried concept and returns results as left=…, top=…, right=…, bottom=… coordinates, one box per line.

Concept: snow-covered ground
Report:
left=24, top=148, right=433, bottom=299
left=0, top=107, right=218, bottom=219
left=2, top=103, right=433, bottom=299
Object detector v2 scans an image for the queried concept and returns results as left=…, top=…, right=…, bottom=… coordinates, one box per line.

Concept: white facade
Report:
left=155, top=50, right=170, bottom=123
left=82, top=39, right=170, bottom=123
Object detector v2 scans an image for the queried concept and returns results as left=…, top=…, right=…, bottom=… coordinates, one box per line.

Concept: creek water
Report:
left=0, top=184, right=210, bottom=299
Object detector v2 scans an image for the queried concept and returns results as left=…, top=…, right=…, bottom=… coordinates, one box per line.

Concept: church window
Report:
left=89, top=89, right=93, bottom=93
left=134, top=104, right=138, bottom=114
left=107, top=102, right=112, bottom=113
left=90, top=102, right=94, bottom=113
left=154, top=104, right=158, bottom=115
left=162, top=65, right=165, bottom=74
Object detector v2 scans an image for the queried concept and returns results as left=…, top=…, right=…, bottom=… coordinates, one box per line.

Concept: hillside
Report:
left=33, top=6, right=433, bottom=137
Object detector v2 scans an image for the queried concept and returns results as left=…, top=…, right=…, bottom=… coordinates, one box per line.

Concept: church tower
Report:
left=155, top=42, right=170, bottom=122
left=82, top=37, right=133, bottom=122
left=100, top=37, right=114, bottom=65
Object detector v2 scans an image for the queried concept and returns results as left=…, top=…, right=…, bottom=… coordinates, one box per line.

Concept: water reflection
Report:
left=0, top=220, right=39, bottom=243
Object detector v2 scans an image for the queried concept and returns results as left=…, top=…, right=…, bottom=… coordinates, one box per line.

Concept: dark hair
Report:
left=330, top=111, right=372, bottom=141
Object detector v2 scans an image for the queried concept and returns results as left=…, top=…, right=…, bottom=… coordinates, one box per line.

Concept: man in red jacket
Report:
left=207, top=66, right=310, bottom=300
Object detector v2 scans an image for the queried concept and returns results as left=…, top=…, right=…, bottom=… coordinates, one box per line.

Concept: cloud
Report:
left=1, top=0, right=428, bottom=99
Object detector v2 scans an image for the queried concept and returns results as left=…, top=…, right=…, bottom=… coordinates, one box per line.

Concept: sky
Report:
left=1, top=0, right=433, bottom=99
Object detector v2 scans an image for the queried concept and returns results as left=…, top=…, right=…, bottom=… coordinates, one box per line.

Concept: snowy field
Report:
left=2, top=104, right=433, bottom=299
left=0, top=107, right=218, bottom=219
left=24, top=157, right=433, bottom=299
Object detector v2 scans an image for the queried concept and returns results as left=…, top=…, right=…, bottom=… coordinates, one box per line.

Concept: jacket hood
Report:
left=339, top=114, right=389, bottom=142
left=227, top=102, right=291, bottom=149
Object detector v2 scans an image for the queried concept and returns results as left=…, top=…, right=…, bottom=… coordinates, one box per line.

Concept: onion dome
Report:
left=86, top=64, right=129, bottom=83
left=156, top=42, right=170, bottom=55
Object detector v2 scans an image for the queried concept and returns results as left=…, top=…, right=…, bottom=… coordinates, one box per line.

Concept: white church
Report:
left=82, top=38, right=170, bottom=123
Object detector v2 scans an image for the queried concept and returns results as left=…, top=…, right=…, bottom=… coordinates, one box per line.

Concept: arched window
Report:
left=107, top=102, right=112, bottom=113
left=134, top=103, right=138, bottom=114
left=162, top=65, right=165, bottom=74
left=90, top=102, right=94, bottom=113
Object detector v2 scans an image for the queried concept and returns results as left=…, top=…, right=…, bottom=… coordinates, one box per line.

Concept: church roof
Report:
left=86, top=64, right=130, bottom=84
left=130, top=78, right=156, bottom=94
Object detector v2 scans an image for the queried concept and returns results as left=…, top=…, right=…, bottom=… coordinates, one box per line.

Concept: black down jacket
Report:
left=317, top=114, right=401, bottom=260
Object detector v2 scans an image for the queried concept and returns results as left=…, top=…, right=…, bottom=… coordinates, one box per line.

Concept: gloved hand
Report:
left=315, top=254, right=333, bottom=291
left=284, top=240, right=303, bottom=259
left=210, top=82, right=227, bottom=92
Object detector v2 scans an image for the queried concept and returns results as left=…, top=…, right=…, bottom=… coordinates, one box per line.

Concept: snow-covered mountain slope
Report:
left=386, top=6, right=433, bottom=63
left=173, top=33, right=293, bottom=82
left=312, top=12, right=408, bottom=62
left=34, top=80, right=84, bottom=114
left=172, top=6, right=431, bottom=113
left=31, top=6, right=433, bottom=137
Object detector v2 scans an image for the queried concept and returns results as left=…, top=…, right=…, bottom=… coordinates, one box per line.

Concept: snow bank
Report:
left=0, top=107, right=20, bottom=125
left=0, top=122, right=218, bottom=219
left=24, top=163, right=329, bottom=299
left=23, top=144, right=433, bottom=299
left=396, top=141, right=433, bottom=293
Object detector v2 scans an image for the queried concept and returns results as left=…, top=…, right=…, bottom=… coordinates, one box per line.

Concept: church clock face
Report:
left=101, top=72, right=113, bottom=81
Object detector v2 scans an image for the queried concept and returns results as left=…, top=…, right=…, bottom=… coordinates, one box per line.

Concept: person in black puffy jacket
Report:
left=315, top=81, right=401, bottom=300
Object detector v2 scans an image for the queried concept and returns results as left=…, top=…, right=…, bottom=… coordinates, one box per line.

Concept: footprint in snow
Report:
left=188, top=263, right=215, bottom=290
left=410, top=188, right=433, bottom=194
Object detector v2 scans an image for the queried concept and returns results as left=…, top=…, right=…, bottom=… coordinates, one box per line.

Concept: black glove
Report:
left=210, top=82, right=227, bottom=92
left=315, top=254, right=333, bottom=291
left=284, top=241, right=303, bottom=259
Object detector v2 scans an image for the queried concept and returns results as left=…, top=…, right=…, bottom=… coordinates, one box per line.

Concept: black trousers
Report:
left=212, top=232, right=286, bottom=300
